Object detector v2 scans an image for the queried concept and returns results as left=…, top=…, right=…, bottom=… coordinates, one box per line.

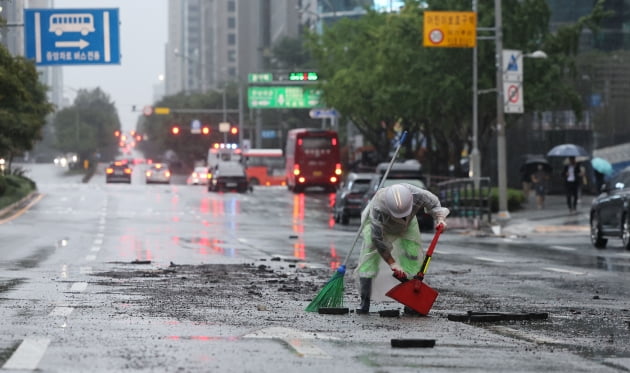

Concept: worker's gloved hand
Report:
left=435, top=216, right=447, bottom=230
left=389, top=262, right=407, bottom=281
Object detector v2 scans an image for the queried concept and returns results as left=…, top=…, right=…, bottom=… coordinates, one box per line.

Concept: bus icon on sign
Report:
left=49, top=13, right=95, bottom=36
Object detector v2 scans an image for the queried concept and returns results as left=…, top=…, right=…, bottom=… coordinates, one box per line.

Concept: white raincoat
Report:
left=356, top=183, right=450, bottom=279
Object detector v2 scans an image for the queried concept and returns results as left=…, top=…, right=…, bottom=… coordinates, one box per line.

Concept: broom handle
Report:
left=340, top=131, right=408, bottom=270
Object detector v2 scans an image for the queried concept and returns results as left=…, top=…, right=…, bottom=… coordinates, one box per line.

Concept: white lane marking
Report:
left=284, top=339, right=331, bottom=358
left=49, top=306, right=73, bottom=317
left=93, top=238, right=103, bottom=245
left=544, top=267, right=585, bottom=275
left=2, top=337, right=51, bottom=370
left=79, top=266, right=92, bottom=274
left=243, top=327, right=336, bottom=359
left=85, top=255, right=96, bottom=261
left=474, top=256, right=505, bottom=263
left=69, top=282, right=88, bottom=292
left=238, top=238, right=249, bottom=244
left=550, top=245, right=576, bottom=251
left=96, top=232, right=104, bottom=239
left=90, top=246, right=101, bottom=252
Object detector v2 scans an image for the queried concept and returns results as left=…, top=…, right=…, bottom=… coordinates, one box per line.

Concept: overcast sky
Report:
left=54, top=0, right=167, bottom=132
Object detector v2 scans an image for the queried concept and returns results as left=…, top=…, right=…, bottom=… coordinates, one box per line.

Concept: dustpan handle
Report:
left=416, top=224, right=444, bottom=279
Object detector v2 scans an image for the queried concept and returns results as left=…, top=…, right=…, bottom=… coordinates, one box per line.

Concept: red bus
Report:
left=242, top=148, right=286, bottom=186
left=285, top=128, right=342, bottom=193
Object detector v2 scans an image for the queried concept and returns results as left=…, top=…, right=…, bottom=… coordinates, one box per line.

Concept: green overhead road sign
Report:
left=248, top=86, right=322, bottom=109
left=248, top=73, right=273, bottom=83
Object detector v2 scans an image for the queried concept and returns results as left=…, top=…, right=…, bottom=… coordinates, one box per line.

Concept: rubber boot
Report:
left=355, top=277, right=372, bottom=315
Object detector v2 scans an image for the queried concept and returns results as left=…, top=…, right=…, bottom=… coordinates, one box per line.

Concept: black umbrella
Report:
left=546, top=144, right=589, bottom=158
left=520, top=156, right=552, bottom=174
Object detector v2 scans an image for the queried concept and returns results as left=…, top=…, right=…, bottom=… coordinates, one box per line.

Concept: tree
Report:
left=0, top=45, right=54, bottom=170
left=270, top=36, right=313, bottom=70
left=306, top=0, right=609, bottom=174
left=52, top=88, right=121, bottom=162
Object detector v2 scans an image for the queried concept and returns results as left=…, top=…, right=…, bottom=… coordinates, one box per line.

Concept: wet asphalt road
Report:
left=0, top=163, right=629, bottom=372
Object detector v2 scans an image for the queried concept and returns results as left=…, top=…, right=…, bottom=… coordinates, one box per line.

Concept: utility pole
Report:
left=471, top=0, right=481, bottom=188
left=495, top=0, right=509, bottom=220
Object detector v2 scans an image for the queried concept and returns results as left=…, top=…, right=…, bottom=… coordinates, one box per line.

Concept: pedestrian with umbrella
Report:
left=591, top=157, right=613, bottom=193
left=547, top=144, right=590, bottom=215
left=562, top=156, right=582, bottom=215
left=530, top=163, right=551, bottom=209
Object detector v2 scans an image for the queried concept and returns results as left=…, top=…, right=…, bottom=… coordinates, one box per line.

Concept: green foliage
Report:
left=270, top=36, right=313, bottom=70
left=489, top=187, right=525, bottom=213
left=0, top=175, right=36, bottom=210
left=52, top=88, right=121, bottom=162
left=0, top=44, right=54, bottom=162
left=306, top=0, right=610, bottom=174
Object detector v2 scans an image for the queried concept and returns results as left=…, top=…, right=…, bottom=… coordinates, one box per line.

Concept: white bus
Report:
left=49, top=14, right=95, bottom=36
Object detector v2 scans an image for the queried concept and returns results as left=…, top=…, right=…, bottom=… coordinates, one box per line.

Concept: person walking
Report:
left=562, top=156, right=582, bottom=214
left=530, top=164, right=549, bottom=209
left=355, top=183, right=449, bottom=315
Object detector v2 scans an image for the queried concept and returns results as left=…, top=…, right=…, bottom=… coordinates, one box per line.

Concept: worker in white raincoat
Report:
left=355, top=183, right=449, bottom=314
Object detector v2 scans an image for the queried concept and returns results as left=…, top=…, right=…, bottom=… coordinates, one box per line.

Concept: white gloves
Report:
left=390, top=262, right=407, bottom=281
left=435, top=216, right=447, bottom=229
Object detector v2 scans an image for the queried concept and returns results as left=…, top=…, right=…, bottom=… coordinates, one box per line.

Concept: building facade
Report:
left=165, top=0, right=301, bottom=96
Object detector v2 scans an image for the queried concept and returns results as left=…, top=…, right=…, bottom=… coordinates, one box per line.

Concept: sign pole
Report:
left=495, top=0, right=509, bottom=221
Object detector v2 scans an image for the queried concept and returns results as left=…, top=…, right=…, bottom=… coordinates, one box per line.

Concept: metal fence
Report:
left=437, top=177, right=492, bottom=228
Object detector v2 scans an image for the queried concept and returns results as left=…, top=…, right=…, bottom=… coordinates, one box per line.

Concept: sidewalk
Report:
left=495, top=193, right=592, bottom=236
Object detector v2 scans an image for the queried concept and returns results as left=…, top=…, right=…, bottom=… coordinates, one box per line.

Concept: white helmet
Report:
left=384, top=184, right=413, bottom=218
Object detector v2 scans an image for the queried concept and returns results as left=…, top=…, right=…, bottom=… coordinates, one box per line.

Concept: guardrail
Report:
left=437, top=177, right=492, bottom=227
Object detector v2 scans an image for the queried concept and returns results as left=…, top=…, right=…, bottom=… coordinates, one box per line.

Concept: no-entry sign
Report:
left=504, top=82, right=523, bottom=113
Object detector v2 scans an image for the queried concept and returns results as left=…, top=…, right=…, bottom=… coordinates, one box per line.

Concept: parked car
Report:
left=590, top=166, right=630, bottom=249
left=145, top=163, right=171, bottom=184
left=208, top=163, right=249, bottom=193
left=188, top=166, right=209, bottom=185
left=105, top=161, right=132, bottom=184
left=333, top=172, right=375, bottom=225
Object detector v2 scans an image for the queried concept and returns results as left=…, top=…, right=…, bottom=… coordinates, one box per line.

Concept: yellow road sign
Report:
left=423, top=11, right=476, bottom=48
left=154, top=107, right=170, bottom=115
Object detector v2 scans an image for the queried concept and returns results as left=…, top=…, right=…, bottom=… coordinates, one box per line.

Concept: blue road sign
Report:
left=309, top=108, right=339, bottom=119
left=24, top=8, right=120, bottom=66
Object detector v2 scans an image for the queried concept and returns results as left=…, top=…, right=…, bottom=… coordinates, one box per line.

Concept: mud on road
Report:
left=92, top=260, right=340, bottom=324
left=88, top=260, right=630, bottom=372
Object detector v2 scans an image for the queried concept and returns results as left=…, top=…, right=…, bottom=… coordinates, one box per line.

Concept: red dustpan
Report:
left=386, top=224, right=444, bottom=315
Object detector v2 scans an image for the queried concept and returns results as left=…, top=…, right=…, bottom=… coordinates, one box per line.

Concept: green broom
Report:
left=305, top=131, right=408, bottom=312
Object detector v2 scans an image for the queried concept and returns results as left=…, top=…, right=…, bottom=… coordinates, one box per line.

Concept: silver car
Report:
left=145, top=163, right=171, bottom=184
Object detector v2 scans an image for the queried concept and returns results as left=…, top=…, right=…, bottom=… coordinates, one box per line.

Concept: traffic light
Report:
left=202, top=126, right=211, bottom=135
left=230, top=126, right=238, bottom=135
left=289, top=71, right=318, bottom=81
left=171, top=125, right=180, bottom=135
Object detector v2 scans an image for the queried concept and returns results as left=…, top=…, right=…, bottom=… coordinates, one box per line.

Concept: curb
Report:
left=0, top=191, right=39, bottom=219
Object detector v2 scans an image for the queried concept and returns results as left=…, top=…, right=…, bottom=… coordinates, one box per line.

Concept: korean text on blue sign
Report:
left=24, top=8, right=121, bottom=66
